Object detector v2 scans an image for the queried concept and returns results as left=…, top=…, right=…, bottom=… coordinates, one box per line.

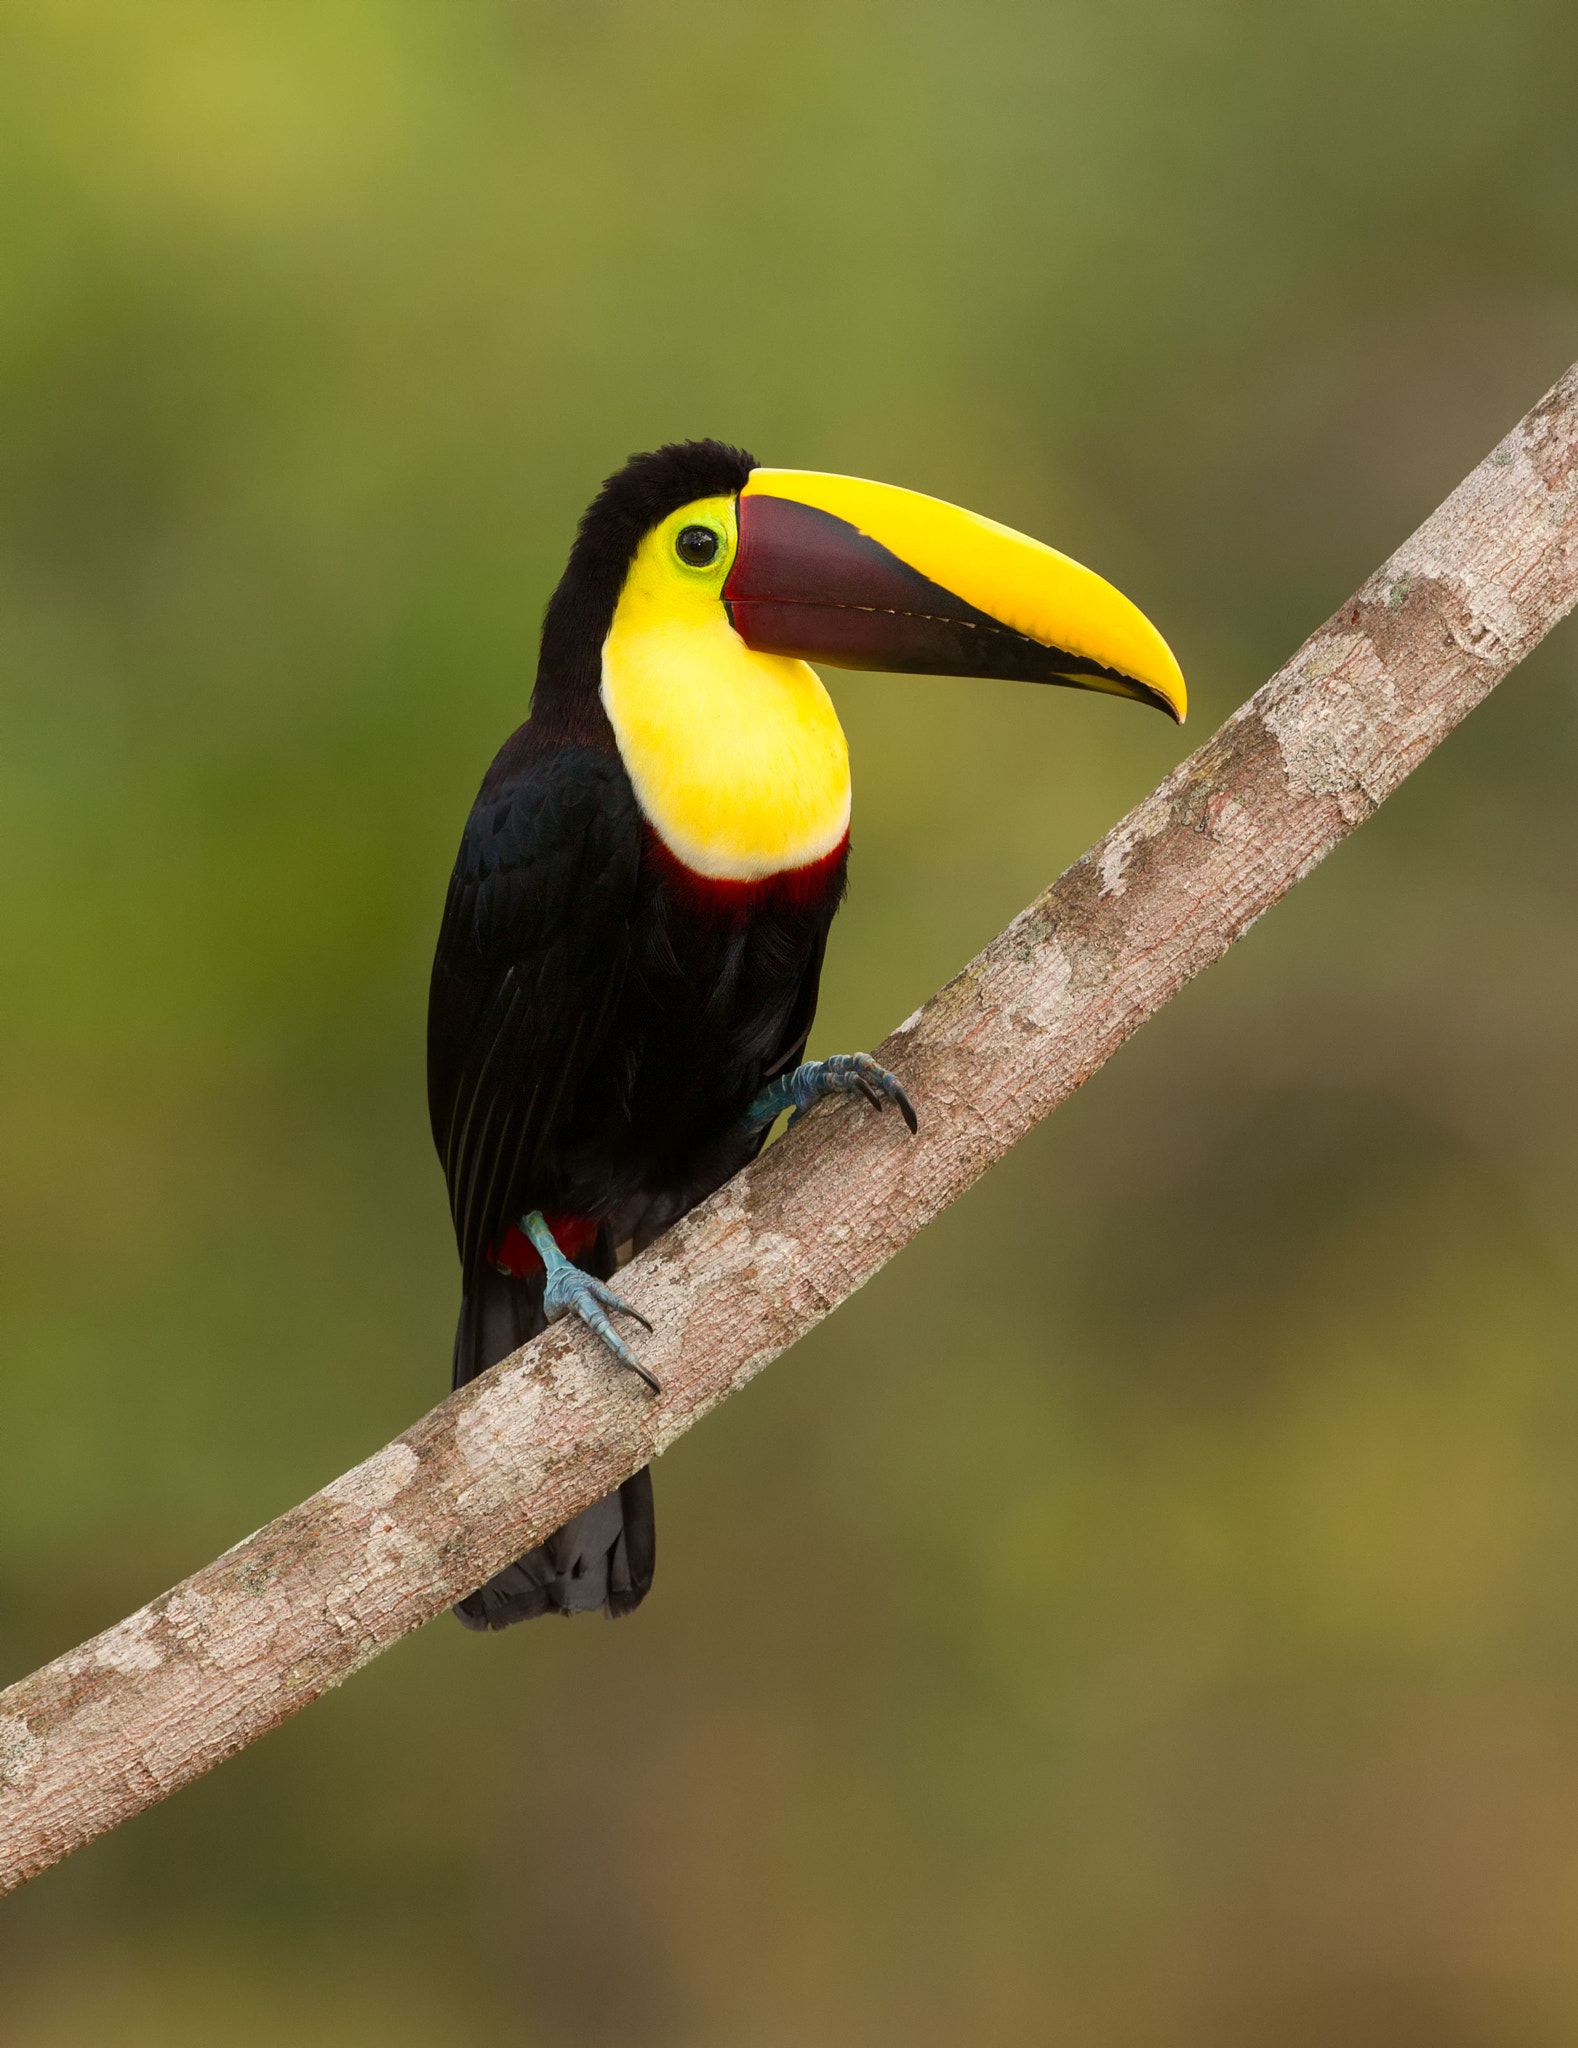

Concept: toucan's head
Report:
left=538, top=438, right=1185, bottom=723
left=533, top=440, right=1184, bottom=883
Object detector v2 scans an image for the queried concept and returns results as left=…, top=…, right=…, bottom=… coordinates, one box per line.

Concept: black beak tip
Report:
left=1136, top=681, right=1185, bottom=725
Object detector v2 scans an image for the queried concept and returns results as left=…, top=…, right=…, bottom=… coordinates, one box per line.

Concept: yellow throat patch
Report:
left=600, top=494, right=851, bottom=882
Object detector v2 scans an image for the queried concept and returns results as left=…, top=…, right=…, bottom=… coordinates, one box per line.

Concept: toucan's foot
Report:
left=546, top=1270, right=659, bottom=1393
left=745, top=1053, right=918, bottom=1135
left=523, top=1210, right=659, bottom=1394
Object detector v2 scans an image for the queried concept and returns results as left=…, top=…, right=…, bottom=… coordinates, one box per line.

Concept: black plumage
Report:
left=428, top=442, right=847, bottom=1627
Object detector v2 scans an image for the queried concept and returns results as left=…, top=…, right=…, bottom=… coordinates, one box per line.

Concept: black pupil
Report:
left=676, top=524, right=719, bottom=567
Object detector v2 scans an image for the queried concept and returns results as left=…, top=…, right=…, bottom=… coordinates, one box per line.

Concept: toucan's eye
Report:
left=675, top=524, right=720, bottom=568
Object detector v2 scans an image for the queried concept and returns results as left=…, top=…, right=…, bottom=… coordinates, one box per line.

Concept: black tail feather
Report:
left=452, top=1251, right=655, bottom=1627
left=453, top=1467, right=655, bottom=1628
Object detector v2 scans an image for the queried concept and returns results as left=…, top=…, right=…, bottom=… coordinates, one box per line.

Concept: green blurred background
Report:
left=4, top=1, right=1578, bottom=2040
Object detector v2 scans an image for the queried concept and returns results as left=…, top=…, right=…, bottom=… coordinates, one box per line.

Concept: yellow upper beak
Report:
left=725, top=468, right=1185, bottom=723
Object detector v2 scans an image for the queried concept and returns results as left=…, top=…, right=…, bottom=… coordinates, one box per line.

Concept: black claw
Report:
left=855, top=1055, right=917, bottom=1134
left=583, top=1307, right=662, bottom=1395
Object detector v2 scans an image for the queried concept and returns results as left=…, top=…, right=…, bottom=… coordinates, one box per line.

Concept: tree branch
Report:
left=5, top=364, right=1578, bottom=1895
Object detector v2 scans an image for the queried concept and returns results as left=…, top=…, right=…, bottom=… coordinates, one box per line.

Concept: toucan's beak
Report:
left=724, top=469, right=1186, bottom=723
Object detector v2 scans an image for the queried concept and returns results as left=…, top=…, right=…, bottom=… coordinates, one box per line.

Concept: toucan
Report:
left=428, top=440, right=1185, bottom=1628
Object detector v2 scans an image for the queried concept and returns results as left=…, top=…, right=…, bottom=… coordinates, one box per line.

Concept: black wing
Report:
left=427, top=744, right=641, bottom=1282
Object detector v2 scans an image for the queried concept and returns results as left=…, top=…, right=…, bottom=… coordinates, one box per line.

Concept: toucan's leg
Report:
left=522, top=1210, right=660, bottom=1394
left=744, top=1053, right=918, bottom=1135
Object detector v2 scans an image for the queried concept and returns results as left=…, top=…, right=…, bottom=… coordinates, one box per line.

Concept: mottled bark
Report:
left=5, top=364, right=1578, bottom=1894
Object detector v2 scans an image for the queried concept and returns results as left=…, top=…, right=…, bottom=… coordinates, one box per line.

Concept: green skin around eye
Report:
left=656, top=497, right=738, bottom=593
left=650, top=501, right=744, bottom=602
